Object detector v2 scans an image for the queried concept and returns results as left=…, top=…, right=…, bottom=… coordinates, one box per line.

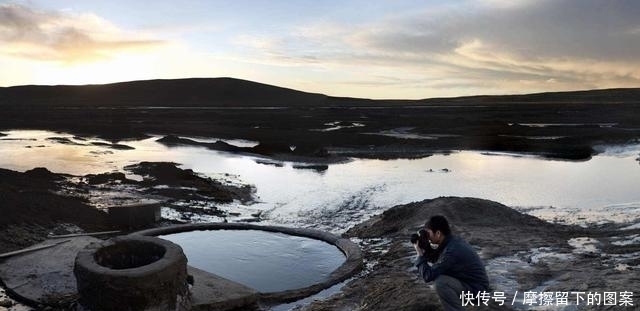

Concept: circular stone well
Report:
left=134, top=223, right=363, bottom=303
left=74, top=235, right=190, bottom=311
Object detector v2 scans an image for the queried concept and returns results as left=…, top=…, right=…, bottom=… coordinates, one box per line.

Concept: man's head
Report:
left=425, top=215, right=451, bottom=244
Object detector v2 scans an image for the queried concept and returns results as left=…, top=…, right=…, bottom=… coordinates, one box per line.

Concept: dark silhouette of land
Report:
left=2, top=78, right=640, bottom=160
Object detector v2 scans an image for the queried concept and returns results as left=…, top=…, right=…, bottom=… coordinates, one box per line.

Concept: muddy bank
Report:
left=0, top=168, right=112, bottom=254
left=0, top=162, right=256, bottom=254
left=78, top=161, right=256, bottom=222
left=156, top=135, right=343, bottom=164
left=45, top=136, right=135, bottom=150
left=301, top=197, right=640, bottom=311
left=122, top=161, right=254, bottom=204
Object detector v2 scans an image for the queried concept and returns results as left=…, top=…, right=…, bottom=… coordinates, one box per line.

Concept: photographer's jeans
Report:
left=435, top=275, right=471, bottom=311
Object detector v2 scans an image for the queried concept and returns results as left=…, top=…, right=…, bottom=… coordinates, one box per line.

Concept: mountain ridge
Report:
left=0, top=77, right=327, bottom=107
left=1, top=78, right=639, bottom=107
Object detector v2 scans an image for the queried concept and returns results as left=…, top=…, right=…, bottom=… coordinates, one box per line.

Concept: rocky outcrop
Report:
left=85, top=172, right=129, bottom=185
left=124, top=162, right=254, bottom=203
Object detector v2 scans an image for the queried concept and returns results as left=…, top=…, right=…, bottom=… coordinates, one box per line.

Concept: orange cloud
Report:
left=0, top=4, right=164, bottom=63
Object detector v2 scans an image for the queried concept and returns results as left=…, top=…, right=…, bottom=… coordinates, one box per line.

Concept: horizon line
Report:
left=1, top=76, right=638, bottom=102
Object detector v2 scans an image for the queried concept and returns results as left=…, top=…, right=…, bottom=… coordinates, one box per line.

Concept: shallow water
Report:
left=158, top=230, right=345, bottom=292
left=1, top=130, right=640, bottom=230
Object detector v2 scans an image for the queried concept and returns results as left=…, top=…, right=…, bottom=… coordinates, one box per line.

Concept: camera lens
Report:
left=410, top=233, right=419, bottom=244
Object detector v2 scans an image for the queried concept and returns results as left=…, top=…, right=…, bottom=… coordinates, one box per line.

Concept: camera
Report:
left=410, top=229, right=430, bottom=250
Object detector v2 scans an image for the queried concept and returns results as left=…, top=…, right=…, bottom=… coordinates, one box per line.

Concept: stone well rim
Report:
left=75, top=235, right=185, bottom=278
left=131, top=223, right=363, bottom=303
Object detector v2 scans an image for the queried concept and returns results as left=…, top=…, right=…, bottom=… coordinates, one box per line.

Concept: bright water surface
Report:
left=159, top=230, right=345, bottom=292
left=1, top=130, right=639, bottom=230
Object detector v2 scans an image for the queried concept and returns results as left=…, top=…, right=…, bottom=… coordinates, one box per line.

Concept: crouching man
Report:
left=412, top=215, right=490, bottom=311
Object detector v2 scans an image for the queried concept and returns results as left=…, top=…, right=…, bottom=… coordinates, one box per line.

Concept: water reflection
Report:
left=1, top=130, right=640, bottom=230
left=159, top=230, right=345, bottom=292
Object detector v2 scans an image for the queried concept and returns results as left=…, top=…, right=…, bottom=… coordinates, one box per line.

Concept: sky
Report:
left=1, top=0, right=639, bottom=99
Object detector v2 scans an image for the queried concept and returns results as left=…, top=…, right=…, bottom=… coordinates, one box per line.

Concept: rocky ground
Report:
left=0, top=287, right=29, bottom=311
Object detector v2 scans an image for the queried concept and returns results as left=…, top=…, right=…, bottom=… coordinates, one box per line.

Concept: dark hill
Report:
left=421, top=88, right=640, bottom=105
left=0, top=78, right=327, bottom=108
left=1, top=78, right=639, bottom=108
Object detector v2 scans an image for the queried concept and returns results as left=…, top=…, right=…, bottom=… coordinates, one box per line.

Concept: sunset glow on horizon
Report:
left=1, top=0, right=639, bottom=99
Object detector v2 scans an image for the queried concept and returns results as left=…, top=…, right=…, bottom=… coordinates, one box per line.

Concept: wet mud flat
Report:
left=4, top=101, right=640, bottom=162
left=2, top=80, right=640, bottom=162
left=300, top=197, right=640, bottom=311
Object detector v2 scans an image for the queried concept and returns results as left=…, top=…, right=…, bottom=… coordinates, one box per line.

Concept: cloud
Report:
left=357, top=1, right=640, bottom=77
left=0, top=3, right=164, bottom=63
left=229, top=0, right=640, bottom=96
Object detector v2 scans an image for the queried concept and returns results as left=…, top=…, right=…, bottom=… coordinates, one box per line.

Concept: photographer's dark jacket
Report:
left=415, top=235, right=489, bottom=293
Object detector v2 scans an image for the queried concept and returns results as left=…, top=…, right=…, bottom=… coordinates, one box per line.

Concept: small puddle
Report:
left=159, top=229, right=346, bottom=293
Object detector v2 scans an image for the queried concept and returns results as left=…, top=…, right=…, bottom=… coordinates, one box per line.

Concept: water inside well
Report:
left=158, top=229, right=345, bottom=292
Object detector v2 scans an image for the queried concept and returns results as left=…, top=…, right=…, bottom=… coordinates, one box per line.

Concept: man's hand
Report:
left=413, top=242, right=425, bottom=257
